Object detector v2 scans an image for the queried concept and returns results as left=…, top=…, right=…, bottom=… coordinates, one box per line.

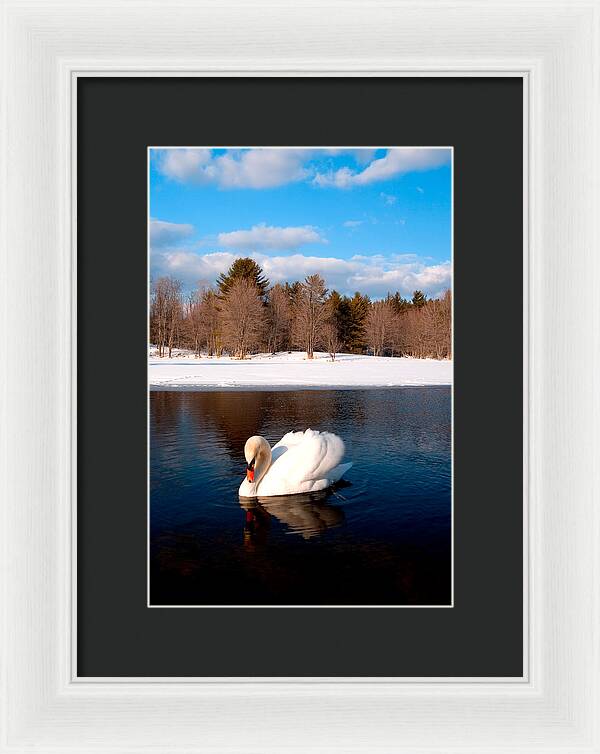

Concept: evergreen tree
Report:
left=284, top=280, right=303, bottom=307
left=347, top=291, right=370, bottom=353
left=387, top=291, right=409, bottom=314
left=217, top=258, right=269, bottom=300
left=327, top=290, right=352, bottom=350
left=411, top=289, right=427, bottom=308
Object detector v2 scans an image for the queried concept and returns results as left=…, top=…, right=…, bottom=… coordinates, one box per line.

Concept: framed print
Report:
left=2, top=1, right=599, bottom=753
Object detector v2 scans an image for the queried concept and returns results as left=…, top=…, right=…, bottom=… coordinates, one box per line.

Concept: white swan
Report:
left=238, top=429, right=353, bottom=498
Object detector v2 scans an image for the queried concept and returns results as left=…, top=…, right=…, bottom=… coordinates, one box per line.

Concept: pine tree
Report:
left=327, top=290, right=352, bottom=351
left=217, top=258, right=270, bottom=300
left=284, top=281, right=303, bottom=307
left=411, top=290, right=427, bottom=308
left=387, top=291, right=409, bottom=314
left=347, top=292, right=370, bottom=353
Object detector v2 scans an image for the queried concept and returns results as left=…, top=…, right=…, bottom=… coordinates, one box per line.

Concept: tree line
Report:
left=150, top=257, right=451, bottom=360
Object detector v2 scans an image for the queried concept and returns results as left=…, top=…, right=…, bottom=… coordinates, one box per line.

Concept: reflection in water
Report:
left=240, top=488, right=346, bottom=544
left=150, top=388, right=451, bottom=606
left=151, top=389, right=367, bottom=465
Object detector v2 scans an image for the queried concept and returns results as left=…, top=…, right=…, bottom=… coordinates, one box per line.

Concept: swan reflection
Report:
left=240, top=489, right=346, bottom=543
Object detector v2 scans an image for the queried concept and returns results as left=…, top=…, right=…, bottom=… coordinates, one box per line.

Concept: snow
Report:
left=149, top=349, right=452, bottom=390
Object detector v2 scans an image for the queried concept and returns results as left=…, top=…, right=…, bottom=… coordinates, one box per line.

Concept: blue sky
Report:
left=149, top=147, right=452, bottom=300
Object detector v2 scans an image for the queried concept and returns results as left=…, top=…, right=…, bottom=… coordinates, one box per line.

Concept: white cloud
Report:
left=154, top=147, right=449, bottom=190
left=322, top=148, right=378, bottom=165
left=313, top=148, right=451, bottom=188
left=155, top=148, right=310, bottom=189
left=343, top=220, right=364, bottom=229
left=150, top=219, right=194, bottom=247
left=380, top=192, right=397, bottom=205
left=349, top=260, right=451, bottom=299
left=217, top=223, right=325, bottom=250
left=153, top=251, right=236, bottom=283
left=215, top=150, right=310, bottom=189
left=151, top=248, right=450, bottom=300
left=153, top=150, right=213, bottom=183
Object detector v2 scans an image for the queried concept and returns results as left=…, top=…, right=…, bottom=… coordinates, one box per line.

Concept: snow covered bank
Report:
left=149, top=350, right=452, bottom=390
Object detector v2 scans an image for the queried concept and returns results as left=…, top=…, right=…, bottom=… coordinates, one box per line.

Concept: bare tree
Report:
left=220, top=278, right=264, bottom=359
left=165, top=278, right=182, bottom=357
left=198, top=287, right=222, bottom=356
left=429, top=290, right=451, bottom=359
left=266, top=283, right=292, bottom=354
left=322, top=321, right=342, bottom=361
left=399, top=306, right=427, bottom=358
left=187, top=289, right=203, bottom=357
left=395, top=290, right=451, bottom=359
left=150, top=278, right=168, bottom=356
left=186, top=284, right=222, bottom=357
left=151, top=277, right=182, bottom=357
left=366, top=299, right=396, bottom=356
left=439, top=289, right=452, bottom=358
left=294, top=274, right=328, bottom=359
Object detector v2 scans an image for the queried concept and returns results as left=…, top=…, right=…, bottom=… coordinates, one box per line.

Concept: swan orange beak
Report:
left=246, top=467, right=254, bottom=482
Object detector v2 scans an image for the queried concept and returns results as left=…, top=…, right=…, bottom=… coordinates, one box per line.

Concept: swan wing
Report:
left=258, top=429, right=349, bottom=496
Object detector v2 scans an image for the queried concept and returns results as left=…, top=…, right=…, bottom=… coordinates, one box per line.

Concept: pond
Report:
left=150, top=388, right=452, bottom=606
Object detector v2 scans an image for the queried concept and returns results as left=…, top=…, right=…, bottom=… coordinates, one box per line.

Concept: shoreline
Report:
left=148, top=350, right=453, bottom=390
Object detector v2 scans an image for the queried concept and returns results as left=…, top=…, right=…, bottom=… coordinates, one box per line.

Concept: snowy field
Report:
left=149, top=349, right=452, bottom=390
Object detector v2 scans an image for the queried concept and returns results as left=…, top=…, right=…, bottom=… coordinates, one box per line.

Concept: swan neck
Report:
left=254, top=443, right=272, bottom=487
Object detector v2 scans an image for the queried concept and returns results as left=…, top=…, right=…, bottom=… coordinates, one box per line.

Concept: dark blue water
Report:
left=150, top=388, right=451, bottom=605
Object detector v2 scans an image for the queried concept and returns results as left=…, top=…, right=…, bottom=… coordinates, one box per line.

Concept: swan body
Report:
left=238, top=429, right=352, bottom=498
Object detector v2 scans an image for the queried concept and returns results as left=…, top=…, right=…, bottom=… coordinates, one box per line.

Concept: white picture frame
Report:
left=1, top=1, right=598, bottom=751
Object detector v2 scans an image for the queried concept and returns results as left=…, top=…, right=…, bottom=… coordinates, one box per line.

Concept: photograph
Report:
left=148, top=146, right=453, bottom=606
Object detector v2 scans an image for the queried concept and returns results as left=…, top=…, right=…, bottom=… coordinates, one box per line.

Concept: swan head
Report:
left=244, top=436, right=271, bottom=484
